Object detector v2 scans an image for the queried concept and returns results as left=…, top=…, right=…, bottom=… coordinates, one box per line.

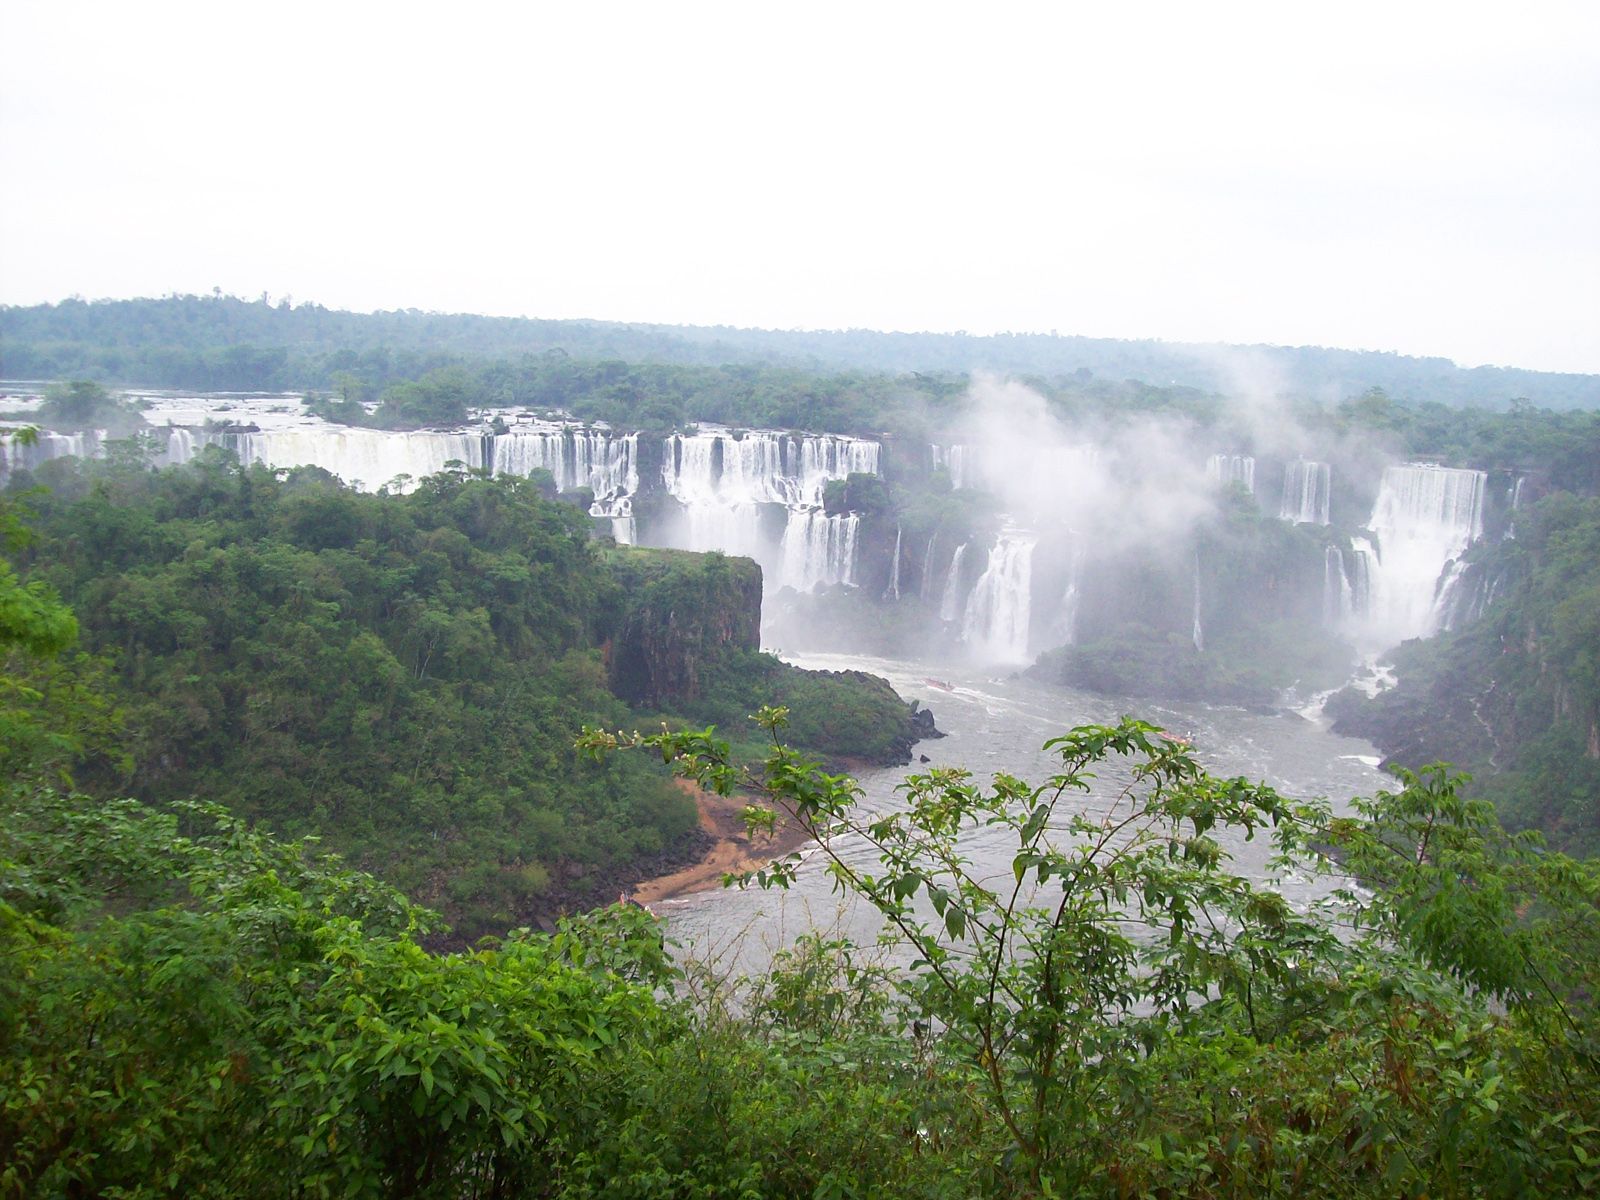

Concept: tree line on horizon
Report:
left=5, top=292, right=1599, bottom=410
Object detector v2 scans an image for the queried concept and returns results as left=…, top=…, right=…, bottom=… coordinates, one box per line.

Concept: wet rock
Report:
left=910, top=701, right=946, bottom=740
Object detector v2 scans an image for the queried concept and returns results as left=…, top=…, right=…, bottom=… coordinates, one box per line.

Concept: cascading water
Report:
left=885, top=525, right=902, bottom=601
left=931, top=444, right=971, bottom=489
left=659, top=427, right=882, bottom=588
left=1504, top=476, right=1526, bottom=540
left=158, top=428, right=198, bottom=466
left=0, top=429, right=102, bottom=475
left=1353, top=464, right=1486, bottom=646
left=1324, top=545, right=1355, bottom=626
left=663, top=429, right=878, bottom=508
left=1206, top=454, right=1256, bottom=494
left=939, top=544, right=969, bottom=622
left=1434, top=563, right=1506, bottom=632
left=492, top=428, right=639, bottom=541
left=1191, top=552, right=1204, bottom=652
left=961, top=532, right=1037, bottom=663
left=918, top=533, right=940, bottom=601
left=779, top=511, right=859, bottom=592
left=1046, top=541, right=1087, bottom=647
left=1280, top=460, right=1332, bottom=525
left=226, top=427, right=489, bottom=490
left=492, top=428, right=637, bottom=495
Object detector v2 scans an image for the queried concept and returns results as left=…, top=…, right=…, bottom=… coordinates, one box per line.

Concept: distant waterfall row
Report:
left=1205, top=454, right=1331, bottom=525
left=1, top=429, right=106, bottom=474
left=661, top=429, right=878, bottom=507
left=6, top=417, right=1499, bottom=664
left=0, top=421, right=881, bottom=590
left=920, top=458, right=1489, bottom=664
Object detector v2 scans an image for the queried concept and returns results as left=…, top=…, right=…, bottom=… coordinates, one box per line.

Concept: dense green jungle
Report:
left=3, top=301, right=1600, bottom=1197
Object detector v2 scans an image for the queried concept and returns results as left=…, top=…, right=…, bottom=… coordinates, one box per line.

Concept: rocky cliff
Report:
left=604, top=547, right=762, bottom=707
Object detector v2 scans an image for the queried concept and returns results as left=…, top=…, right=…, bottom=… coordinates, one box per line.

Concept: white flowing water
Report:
left=1280, top=460, right=1332, bottom=525
left=8, top=391, right=1496, bottom=660
left=662, top=429, right=878, bottom=509
left=1044, top=540, right=1087, bottom=647
left=1353, top=464, right=1486, bottom=647
left=491, top=428, right=639, bottom=538
left=1191, top=552, right=1205, bottom=652
left=1207, top=453, right=1256, bottom=494
left=227, top=427, right=489, bottom=491
left=0, top=429, right=103, bottom=473
left=939, top=544, right=969, bottom=622
left=659, top=428, right=881, bottom=588
left=961, top=532, right=1037, bottom=664
left=918, top=533, right=940, bottom=602
left=778, top=511, right=860, bottom=592
left=1324, top=545, right=1355, bottom=625
left=885, top=525, right=902, bottom=601
left=931, top=443, right=971, bottom=489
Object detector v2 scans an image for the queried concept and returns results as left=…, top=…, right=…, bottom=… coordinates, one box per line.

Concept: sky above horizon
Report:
left=2, top=1, right=1597, bottom=375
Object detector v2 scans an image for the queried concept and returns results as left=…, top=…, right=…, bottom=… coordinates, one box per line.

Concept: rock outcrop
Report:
left=605, top=547, right=762, bottom=707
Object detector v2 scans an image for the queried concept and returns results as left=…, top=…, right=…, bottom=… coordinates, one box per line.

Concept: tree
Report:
left=583, top=710, right=1600, bottom=1196
left=38, top=381, right=145, bottom=435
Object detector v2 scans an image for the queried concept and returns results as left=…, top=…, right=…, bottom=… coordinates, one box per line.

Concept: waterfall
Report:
left=491, top=427, right=638, bottom=532
left=1191, top=553, right=1204, bottom=652
left=1324, top=545, right=1355, bottom=626
left=663, top=429, right=878, bottom=508
left=0, top=429, right=102, bottom=476
left=885, top=525, right=902, bottom=601
left=1206, top=454, right=1256, bottom=493
left=795, top=434, right=880, bottom=499
left=919, top=533, right=939, bottom=601
left=1355, top=464, right=1486, bottom=646
left=0, top=418, right=491, bottom=495
left=682, top=502, right=771, bottom=564
left=660, top=428, right=881, bottom=575
left=1436, top=563, right=1507, bottom=632
left=160, top=427, right=198, bottom=466
left=226, top=427, right=488, bottom=491
left=962, top=532, right=1037, bottom=664
left=939, top=544, right=969, bottom=622
left=1505, top=476, right=1526, bottom=539
left=1047, top=541, right=1087, bottom=647
left=1280, top=460, right=1331, bottom=525
left=1348, top=536, right=1375, bottom=615
left=492, top=428, right=637, bottom=496
left=3, top=407, right=893, bottom=572
left=931, top=443, right=972, bottom=489
left=778, top=511, right=859, bottom=591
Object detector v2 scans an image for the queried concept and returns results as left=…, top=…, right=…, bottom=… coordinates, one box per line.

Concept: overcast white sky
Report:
left=2, top=1, right=1596, bottom=373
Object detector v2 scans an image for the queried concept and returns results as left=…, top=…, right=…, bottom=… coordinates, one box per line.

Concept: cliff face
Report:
left=1327, top=495, right=1600, bottom=855
left=605, top=547, right=762, bottom=708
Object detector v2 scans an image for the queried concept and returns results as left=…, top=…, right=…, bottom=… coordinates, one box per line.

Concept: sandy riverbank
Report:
left=632, top=780, right=817, bottom=903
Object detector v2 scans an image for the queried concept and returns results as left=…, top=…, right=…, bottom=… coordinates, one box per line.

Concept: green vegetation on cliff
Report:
left=1030, top=490, right=1354, bottom=707
left=1328, top=493, right=1600, bottom=856
left=3, top=454, right=923, bottom=939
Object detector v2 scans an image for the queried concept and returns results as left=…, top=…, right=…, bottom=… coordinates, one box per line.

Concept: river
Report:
left=656, top=649, right=1387, bottom=979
